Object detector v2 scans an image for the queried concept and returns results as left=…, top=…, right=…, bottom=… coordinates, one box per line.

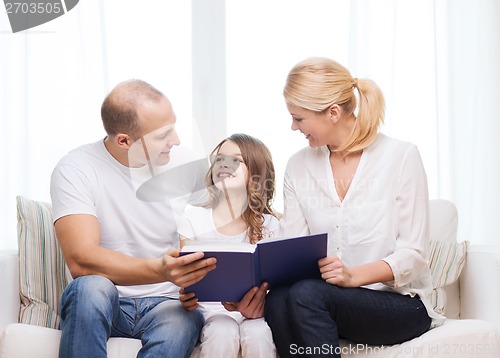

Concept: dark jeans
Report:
left=264, top=279, right=431, bottom=358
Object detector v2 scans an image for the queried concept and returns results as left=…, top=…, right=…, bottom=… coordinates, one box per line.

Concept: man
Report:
left=50, top=79, right=216, bottom=357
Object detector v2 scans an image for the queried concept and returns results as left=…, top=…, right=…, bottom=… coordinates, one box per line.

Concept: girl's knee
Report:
left=200, top=315, right=240, bottom=356
left=240, top=318, right=276, bottom=357
left=240, top=318, right=272, bottom=340
left=202, top=314, right=239, bottom=340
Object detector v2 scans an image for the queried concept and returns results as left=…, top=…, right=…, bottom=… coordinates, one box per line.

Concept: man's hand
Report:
left=161, top=248, right=216, bottom=287
left=179, top=287, right=199, bottom=312
left=222, top=282, right=268, bottom=319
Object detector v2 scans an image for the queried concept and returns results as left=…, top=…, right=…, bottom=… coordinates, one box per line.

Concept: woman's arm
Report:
left=319, top=256, right=394, bottom=287
left=383, top=145, right=430, bottom=288
left=318, top=145, right=430, bottom=288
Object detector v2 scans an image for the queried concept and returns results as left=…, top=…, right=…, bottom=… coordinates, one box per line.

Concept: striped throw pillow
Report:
left=428, top=239, right=469, bottom=315
left=17, top=196, right=69, bottom=329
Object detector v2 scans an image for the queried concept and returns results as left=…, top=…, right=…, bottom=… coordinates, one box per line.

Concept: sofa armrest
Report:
left=460, top=245, right=500, bottom=327
left=0, top=251, right=20, bottom=334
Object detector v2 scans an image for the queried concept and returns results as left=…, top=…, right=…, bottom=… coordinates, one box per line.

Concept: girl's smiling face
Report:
left=212, top=140, right=248, bottom=191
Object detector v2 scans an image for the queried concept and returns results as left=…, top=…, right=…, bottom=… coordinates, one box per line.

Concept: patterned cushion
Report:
left=17, top=196, right=69, bottom=329
left=429, top=239, right=469, bottom=315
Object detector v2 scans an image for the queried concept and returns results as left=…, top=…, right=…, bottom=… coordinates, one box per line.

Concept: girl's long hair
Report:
left=204, top=133, right=277, bottom=244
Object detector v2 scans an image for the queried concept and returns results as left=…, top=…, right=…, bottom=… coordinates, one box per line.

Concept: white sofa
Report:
left=1, top=199, right=500, bottom=358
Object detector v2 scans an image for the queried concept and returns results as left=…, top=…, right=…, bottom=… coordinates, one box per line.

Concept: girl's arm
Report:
left=179, top=234, right=188, bottom=249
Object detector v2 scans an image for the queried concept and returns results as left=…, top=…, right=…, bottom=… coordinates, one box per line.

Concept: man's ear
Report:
left=115, top=133, right=132, bottom=149
left=329, top=104, right=342, bottom=123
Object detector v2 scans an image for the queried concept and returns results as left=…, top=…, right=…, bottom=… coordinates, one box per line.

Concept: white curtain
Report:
left=225, top=0, right=500, bottom=245
left=443, top=0, right=500, bottom=244
left=1, top=1, right=108, bottom=250
left=1, top=0, right=499, bottom=250
left=0, top=0, right=193, bottom=250
left=350, top=0, right=500, bottom=245
left=225, top=0, right=440, bottom=212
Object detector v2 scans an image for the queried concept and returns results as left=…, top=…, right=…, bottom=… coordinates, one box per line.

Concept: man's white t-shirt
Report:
left=50, top=139, right=207, bottom=298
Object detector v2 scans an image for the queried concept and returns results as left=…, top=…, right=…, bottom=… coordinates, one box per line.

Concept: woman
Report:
left=179, top=133, right=280, bottom=357
left=264, top=57, right=444, bottom=358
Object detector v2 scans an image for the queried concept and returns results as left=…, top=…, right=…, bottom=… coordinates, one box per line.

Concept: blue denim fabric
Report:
left=58, top=275, right=204, bottom=358
left=265, top=279, right=431, bottom=358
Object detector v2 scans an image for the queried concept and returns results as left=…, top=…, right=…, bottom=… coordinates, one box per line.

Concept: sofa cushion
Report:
left=428, top=199, right=467, bottom=317
left=338, top=319, right=500, bottom=357
left=0, top=251, right=20, bottom=332
left=429, top=240, right=468, bottom=315
left=0, top=323, right=142, bottom=358
left=16, top=196, right=69, bottom=329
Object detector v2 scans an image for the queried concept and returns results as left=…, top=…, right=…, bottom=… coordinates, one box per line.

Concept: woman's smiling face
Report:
left=287, top=102, right=331, bottom=148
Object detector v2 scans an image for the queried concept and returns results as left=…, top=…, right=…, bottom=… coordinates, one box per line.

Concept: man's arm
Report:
left=55, top=214, right=216, bottom=287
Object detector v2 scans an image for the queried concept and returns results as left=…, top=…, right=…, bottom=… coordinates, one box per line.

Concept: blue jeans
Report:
left=264, top=279, right=431, bottom=358
left=58, top=275, right=204, bottom=358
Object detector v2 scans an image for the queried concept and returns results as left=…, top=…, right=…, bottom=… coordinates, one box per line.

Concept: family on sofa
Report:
left=49, top=57, right=452, bottom=358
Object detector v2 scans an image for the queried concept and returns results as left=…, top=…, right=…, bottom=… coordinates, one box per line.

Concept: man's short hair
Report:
left=101, top=79, right=165, bottom=139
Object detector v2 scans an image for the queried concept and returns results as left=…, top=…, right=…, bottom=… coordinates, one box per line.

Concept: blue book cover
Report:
left=180, top=233, right=327, bottom=302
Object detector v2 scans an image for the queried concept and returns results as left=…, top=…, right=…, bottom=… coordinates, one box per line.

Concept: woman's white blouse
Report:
left=282, top=133, right=444, bottom=325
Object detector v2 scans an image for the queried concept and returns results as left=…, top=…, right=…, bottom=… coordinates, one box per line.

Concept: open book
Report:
left=180, top=233, right=328, bottom=302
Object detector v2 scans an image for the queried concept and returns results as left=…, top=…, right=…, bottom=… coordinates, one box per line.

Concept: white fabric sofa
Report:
left=1, top=198, right=500, bottom=358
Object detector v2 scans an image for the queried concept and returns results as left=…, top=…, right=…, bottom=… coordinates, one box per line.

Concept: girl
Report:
left=178, top=133, right=279, bottom=358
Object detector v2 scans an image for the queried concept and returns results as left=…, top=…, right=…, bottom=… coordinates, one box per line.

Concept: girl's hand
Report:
left=179, top=287, right=199, bottom=312
left=222, top=282, right=268, bottom=318
left=318, top=255, right=356, bottom=287
left=221, top=301, right=238, bottom=312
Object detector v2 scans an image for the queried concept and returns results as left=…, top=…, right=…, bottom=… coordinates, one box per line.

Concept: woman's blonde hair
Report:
left=204, top=133, right=277, bottom=244
left=284, top=57, right=385, bottom=153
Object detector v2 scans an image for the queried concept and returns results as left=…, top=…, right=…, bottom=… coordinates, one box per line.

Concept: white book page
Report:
left=257, top=235, right=304, bottom=245
left=181, top=241, right=256, bottom=253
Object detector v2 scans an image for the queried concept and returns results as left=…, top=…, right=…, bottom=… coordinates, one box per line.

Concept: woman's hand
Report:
left=222, top=282, right=268, bottom=319
left=319, top=256, right=395, bottom=288
left=179, top=287, right=199, bottom=312
left=318, top=255, right=356, bottom=287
